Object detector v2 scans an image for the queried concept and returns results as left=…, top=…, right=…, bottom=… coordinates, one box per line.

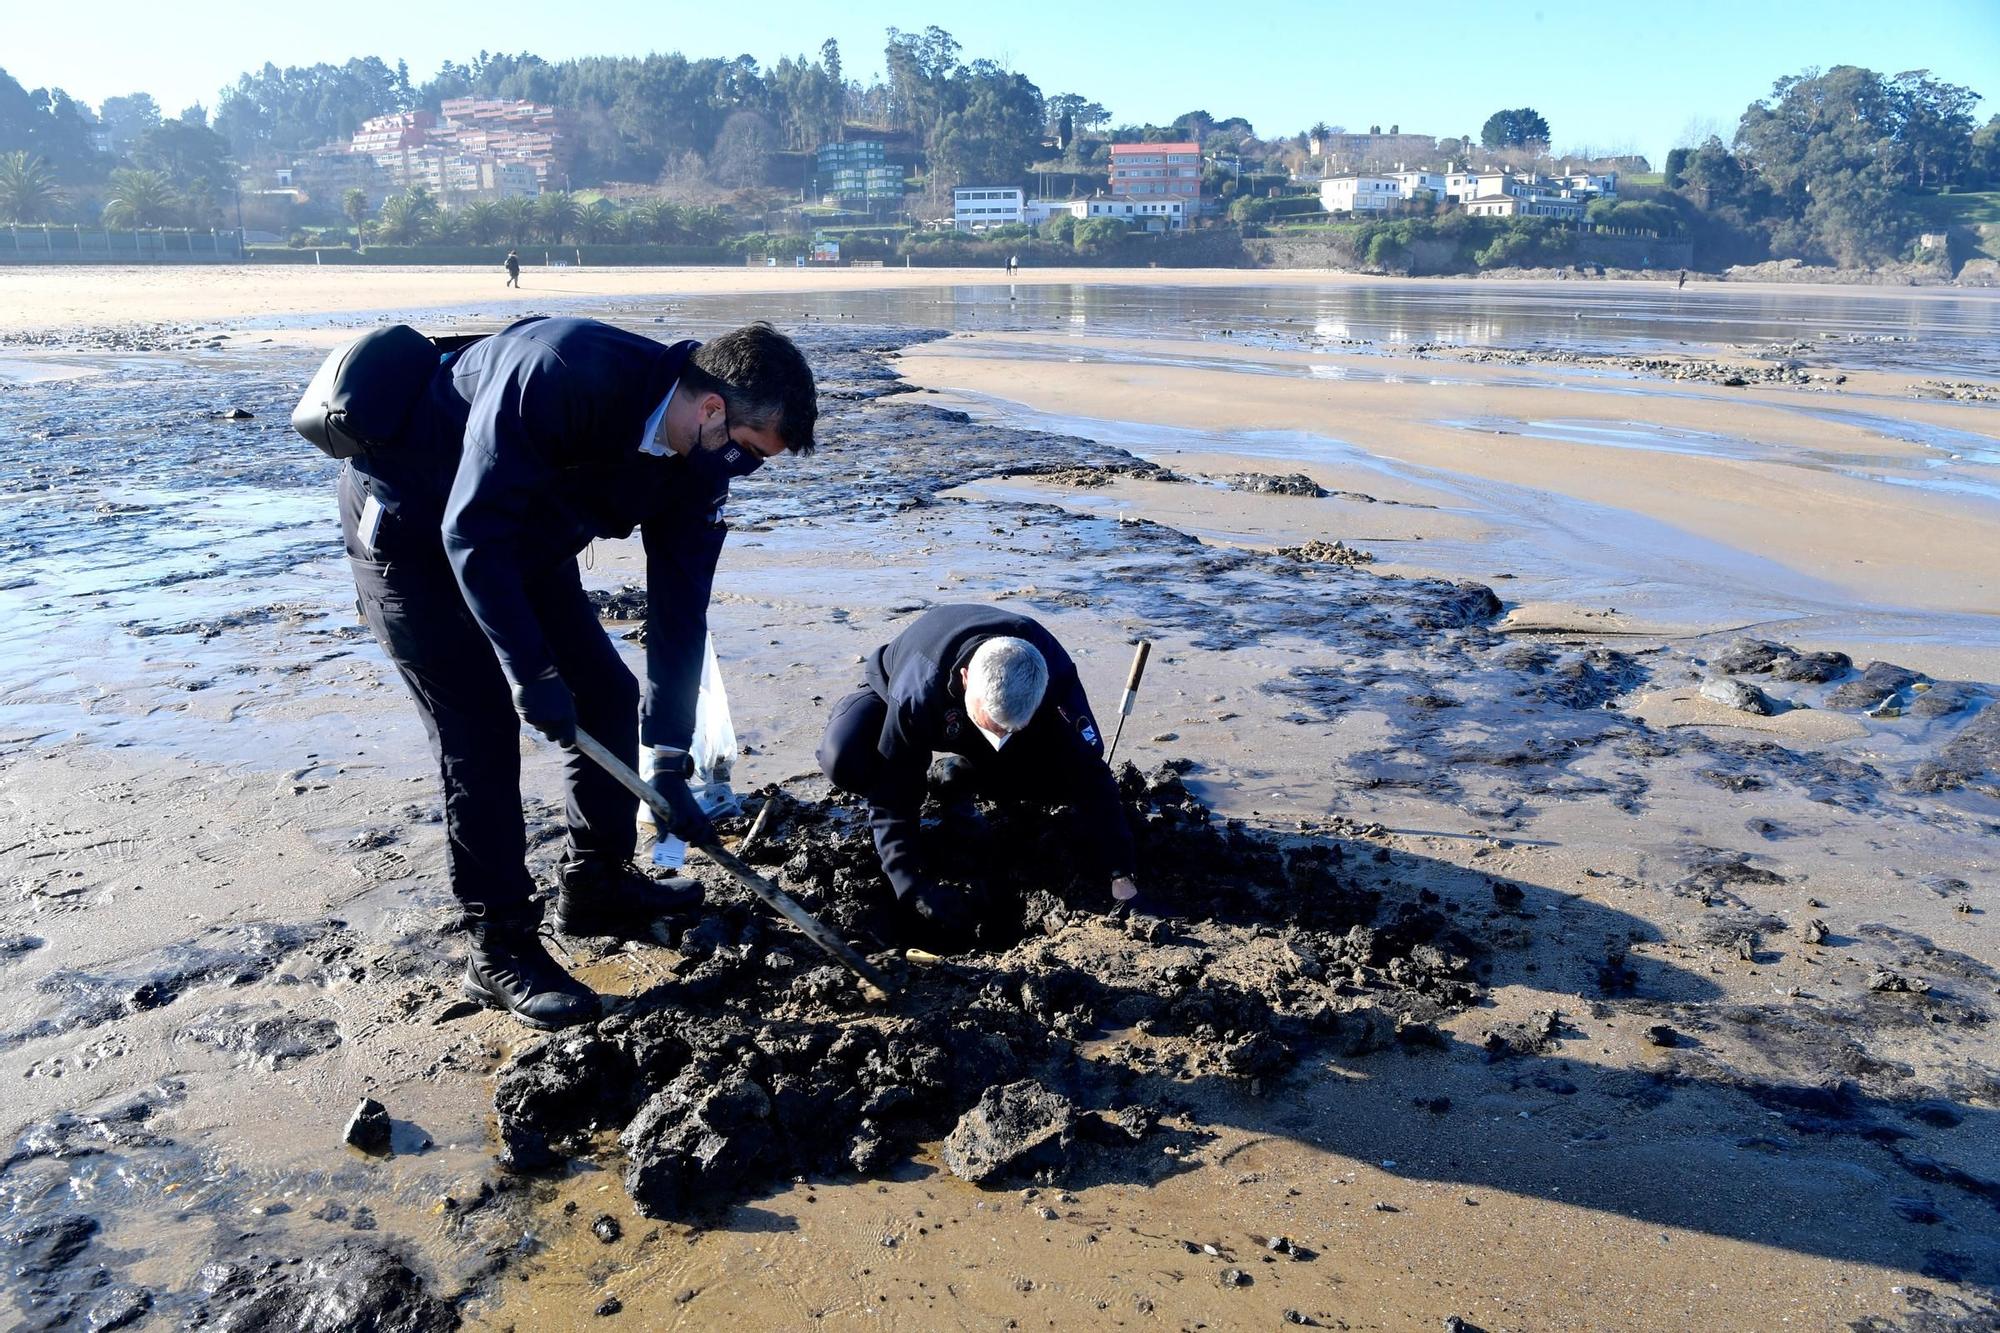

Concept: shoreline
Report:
left=3, top=263, right=1997, bottom=340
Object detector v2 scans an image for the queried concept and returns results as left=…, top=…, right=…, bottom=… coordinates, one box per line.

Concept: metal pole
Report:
left=1105, top=639, right=1152, bottom=765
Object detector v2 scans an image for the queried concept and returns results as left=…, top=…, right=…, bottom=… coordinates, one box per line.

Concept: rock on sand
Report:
left=942, top=1080, right=1076, bottom=1184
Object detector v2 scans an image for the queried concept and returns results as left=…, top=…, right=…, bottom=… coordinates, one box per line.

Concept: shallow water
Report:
left=210, top=278, right=2000, bottom=378
left=649, top=281, right=2000, bottom=376
left=938, top=389, right=2000, bottom=665
left=1444, top=415, right=2000, bottom=504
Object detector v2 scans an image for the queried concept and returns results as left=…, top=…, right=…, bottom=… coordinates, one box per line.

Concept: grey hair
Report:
left=967, top=637, right=1047, bottom=732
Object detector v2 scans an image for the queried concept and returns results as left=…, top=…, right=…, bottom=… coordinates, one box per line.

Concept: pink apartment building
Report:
left=1108, top=141, right=1204, bottom=206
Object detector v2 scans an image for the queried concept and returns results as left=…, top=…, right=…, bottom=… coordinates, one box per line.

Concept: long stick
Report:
left=569, top=730, right=894, bottom=1003
left=1105, top=639, right=1151, bottom=765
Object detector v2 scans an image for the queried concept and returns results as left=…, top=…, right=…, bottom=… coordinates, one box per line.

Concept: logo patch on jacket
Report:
left=1081, top=723, right=1099, bottom=745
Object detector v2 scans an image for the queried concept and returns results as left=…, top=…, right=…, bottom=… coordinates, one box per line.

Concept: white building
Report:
left=1552, top=168, right=1619, bottom=196
left=1024, top=197, right=1087, bottom=225
left=1084, top=197, right=1185, bottom=230
left=1319, top=174, right=1401, bottom=214
left=1389, top=169, right=1446, bottom=200
left=1463, top=193, right=1588, bottom=221
left=1443, top=168, right=1481, bottom=201
left=1465, top=168, right=1615, bottom=205
left=953, top=186, right=1026, bottom=230
left=1025, top=196, right=1186, bottom=231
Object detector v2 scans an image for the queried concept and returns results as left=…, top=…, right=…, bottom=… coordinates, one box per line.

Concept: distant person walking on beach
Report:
left=1006, top=253, right=1018, bottom=276
left=1677, top=269, right=1688, bottom=290
left=504, top=250, right=521, bottom=288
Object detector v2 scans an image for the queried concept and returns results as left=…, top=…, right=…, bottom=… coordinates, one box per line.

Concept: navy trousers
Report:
left=340, top=462, right=639, bottom=917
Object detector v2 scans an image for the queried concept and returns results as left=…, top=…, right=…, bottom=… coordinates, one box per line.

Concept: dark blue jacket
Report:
left=356, top=316, right=726, bottom=751
left=861, top=605, right=1135, bottom=896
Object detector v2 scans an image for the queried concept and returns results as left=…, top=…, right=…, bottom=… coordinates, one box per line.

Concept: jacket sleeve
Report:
left=867, top=665, right=935, bottom=901
left=441, top=354, right=570, bottom=687
left=639, top=502, right=727, bottom=750
left=1047, top=669, right=1137, bottom=878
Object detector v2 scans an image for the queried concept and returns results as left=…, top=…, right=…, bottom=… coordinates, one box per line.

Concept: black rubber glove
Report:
left=653, top=771, right=718, bottom=847
left=511, top=670, right=576, bottom=745
left=905, top=878, right=975, bottom=945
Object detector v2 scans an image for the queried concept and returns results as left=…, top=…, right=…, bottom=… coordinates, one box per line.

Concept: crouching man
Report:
left=341, top=317, right=817, bottom=1029
left=815, top=604, right=1142, bottom=940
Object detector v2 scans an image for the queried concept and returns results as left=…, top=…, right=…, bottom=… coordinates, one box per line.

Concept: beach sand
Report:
left=1, top=267, right=1997, bottom=1332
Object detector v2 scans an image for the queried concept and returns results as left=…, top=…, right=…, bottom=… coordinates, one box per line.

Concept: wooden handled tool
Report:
left=1105, top=639, right=1151, bottom=765
left=569, top=729, right=894, bottom=1003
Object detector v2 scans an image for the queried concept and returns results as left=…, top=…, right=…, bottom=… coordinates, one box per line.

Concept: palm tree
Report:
left=0, top=152, right=64, bottom=223
left=577, top=197, right=620, bottom=244
left=498, top=195, right=536, bottom=245
left=342, top=188, right=369, bottom=249
left=375, top=192, right=429, bottom=244
left=680, top=206, right=728, bottom=245
left=430, top=206, right=467, bottom=243
left=101, top=168, right=180, bottom=227
left=535, top=190, right=580, bottom=244
left=405, top=184, right=439, bottom=225
left=627, top=199, right=679, bottom=243
left=462, top=200, right=503, bottom=245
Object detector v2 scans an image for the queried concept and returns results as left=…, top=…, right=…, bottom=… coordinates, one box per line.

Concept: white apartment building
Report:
left=1552, top=168, right=1619, bottom=196
left=1085, top=197, right=1185, bottom=230
left=1470, top=168, right=1616, bottom=203
left=1389, top=169, right=1447, bottom=200
left=1024, top=196, right=1186, bottom=231
left=953, top=186, right=1026, bottom=230
left=1023, top=197, right=1087, bottom=225
left=1319, top=174, right=1401, bottom=214
left=1462, top=193, right=1589, bottom=221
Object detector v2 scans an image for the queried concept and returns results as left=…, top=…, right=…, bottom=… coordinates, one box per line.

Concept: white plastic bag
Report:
left=637, top=633, right=741, bottom=862
left=691, top=634, right=738, bottom=785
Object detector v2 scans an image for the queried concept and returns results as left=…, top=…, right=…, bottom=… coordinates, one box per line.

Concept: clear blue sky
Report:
left=9, top=0, right=1997, bottom=165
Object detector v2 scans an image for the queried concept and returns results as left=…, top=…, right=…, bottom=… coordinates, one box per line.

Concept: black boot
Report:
left=461, top=907, right=599, bottom=1031
left=552, top=853, right=704, bottom=942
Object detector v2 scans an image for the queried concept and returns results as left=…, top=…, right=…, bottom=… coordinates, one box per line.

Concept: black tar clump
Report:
left=495, top=762, right=1486, bottom=1219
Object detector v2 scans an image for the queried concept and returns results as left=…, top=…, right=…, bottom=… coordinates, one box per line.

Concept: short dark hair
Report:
left=682, top=322, right=818, bottom=454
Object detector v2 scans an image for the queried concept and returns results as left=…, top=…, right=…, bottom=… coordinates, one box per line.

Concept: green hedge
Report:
left=1352, top=214, right=1577, bottom=273
left=247, top=243, right=732, bottom=266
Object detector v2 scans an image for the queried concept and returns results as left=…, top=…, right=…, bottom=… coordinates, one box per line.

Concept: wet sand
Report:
left=0, top=264, right=1406, bottom=334
left=2, top=272, right=1998, bottom=1332
left=899, top=333, right=2000, bottom=656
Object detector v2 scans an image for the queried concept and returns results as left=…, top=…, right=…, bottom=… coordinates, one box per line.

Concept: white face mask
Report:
left=967, top=694, right=1011, bottom=750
